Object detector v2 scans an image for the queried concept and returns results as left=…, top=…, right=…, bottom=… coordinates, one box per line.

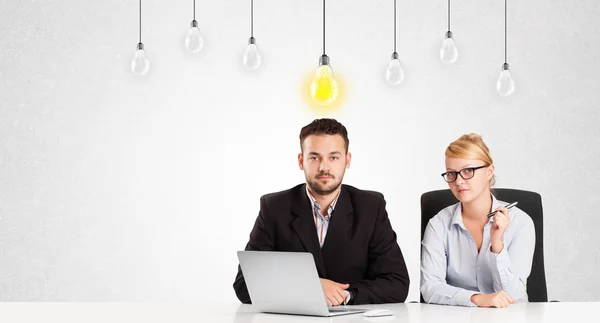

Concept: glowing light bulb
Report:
left=243, top=37, right=262, bottom=70
left=131, top=43, right=150, bottom=76
left=385, top=52, right=404, bottom=85
left=185, top=20, right=204, bottom=53
left=309, top=55, right=339, bottom=105
left=440, top=31, right=458, bottom=64
left=497, top=63, right=515, bottom=96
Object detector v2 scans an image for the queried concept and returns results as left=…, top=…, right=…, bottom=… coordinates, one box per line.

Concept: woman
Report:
left=420, top=133, right=535, bottom=308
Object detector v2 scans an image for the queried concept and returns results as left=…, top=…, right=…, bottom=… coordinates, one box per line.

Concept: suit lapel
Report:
left=290, top=184, right=326, bottom=277
left=321, top=186, right=354, bottom=257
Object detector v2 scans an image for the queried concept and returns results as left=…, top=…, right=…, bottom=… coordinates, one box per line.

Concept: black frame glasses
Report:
left=441, top=165, right=487, bottom=183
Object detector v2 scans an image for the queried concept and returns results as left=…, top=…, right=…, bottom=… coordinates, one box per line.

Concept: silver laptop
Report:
left=237, top=250, right=367, bottom=317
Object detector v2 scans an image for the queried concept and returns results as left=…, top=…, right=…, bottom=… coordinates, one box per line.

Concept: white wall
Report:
left=1, top=0, right=599, bottom=302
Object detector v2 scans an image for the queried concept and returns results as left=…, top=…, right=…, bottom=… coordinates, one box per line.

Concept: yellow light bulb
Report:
left=309, top=64, right=339, bottom=105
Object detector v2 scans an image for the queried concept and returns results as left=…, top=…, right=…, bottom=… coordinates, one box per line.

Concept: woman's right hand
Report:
left=471, top=291, right=516, bottom=308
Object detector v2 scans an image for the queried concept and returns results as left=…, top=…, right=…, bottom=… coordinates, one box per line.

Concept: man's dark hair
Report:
left=299, top=118, right=349, bottom=153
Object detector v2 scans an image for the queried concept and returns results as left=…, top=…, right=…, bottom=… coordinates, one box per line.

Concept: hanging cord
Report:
left=322, top=0, right=326, bottom=55
left=394, top=0, right=397, bottom=52
left=138, top=0, right=142, bottom=43
left=504, top=0, right=507, bottom=63
left=447, top=0, right=451, bottom=31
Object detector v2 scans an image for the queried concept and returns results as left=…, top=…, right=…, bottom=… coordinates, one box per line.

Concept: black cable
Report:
left=394, top=0, right=397, bottom=52
left=504, top=0, right=507, bottom=63
left=139, top=0, right=142, bottom=43
left=322, top=0, right=326, bottom=55
left=448, top=0, right=451, bottom=31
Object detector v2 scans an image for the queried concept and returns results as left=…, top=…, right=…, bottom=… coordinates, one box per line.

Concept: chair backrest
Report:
left=419, top=188, right=548, bottom=302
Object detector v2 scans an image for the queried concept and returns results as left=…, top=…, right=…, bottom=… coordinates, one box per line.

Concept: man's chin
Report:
left=309, top=182, right=341, bottom=196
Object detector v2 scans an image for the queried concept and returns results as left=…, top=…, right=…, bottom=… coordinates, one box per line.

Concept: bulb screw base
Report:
left=391, top=52, right=399, bottom=60
left=248, top=36, right=256, bottom=45
left=502, top=62, right=510, bottom=71
left=190, top=20, right=198, bottom=28
left=445, top=30, right=453, bottom=39
left=319, top=54, right=330, bottom=66
left=137, top=42, right=144, bottom=50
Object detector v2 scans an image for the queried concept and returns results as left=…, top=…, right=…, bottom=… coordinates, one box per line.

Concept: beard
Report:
left=306, top=172, right=344, bottom=196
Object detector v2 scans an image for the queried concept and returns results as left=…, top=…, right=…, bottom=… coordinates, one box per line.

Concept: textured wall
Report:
left=1, top=0, right=599, bottom=302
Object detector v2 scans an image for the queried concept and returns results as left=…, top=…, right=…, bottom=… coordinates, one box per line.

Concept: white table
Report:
left=1, top=302, right=596, bottom=323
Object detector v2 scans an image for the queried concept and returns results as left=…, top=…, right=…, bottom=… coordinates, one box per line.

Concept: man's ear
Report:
left=345, top=152, right=352, bottom=169
left=298, top=153, right=304, bottom=170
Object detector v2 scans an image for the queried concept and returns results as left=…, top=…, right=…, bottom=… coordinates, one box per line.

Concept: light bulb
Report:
left=497, top=63, right=515, bottom=96
left=440, top=31, right=458, bottom=64
left=131, top=43, right=150, bottom=76
left=385, top=52, right=404, bottom=85
left=309, top=55, right=339, bottom=105
left=185, top=20, right=204, bottom=53
left=243, top=37, right=262, bottom=70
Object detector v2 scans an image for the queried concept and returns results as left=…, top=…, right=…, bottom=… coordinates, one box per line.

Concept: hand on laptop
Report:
left=320, top=278, right=350, bottom=306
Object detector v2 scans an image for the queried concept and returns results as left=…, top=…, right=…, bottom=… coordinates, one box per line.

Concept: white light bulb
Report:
left=497, top=63, right=515, bottom=96
left=440, top=31, right=458, bottom=64
left=243, top=37, right=262, bottom=70
left=185, top=20, right=204, bottom=53
left=131, top=43, right=150, bottom=76
left=385, top=52, right=404, bottom=85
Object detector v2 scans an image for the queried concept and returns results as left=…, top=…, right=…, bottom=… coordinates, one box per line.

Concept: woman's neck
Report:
left=461, top=191, right=493, bottom=223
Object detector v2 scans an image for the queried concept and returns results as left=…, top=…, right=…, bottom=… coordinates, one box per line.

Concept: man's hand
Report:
left=320, top=278, right=350, bottom=306
left=471, top=291, right=516, bottom=308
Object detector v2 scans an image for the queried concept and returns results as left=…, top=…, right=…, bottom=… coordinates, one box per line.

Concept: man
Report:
left=233, top=118, right=409, bottom=305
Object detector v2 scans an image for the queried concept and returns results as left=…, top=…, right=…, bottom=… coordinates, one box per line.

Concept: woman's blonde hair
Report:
left=445, top=133, right=495, bottom=186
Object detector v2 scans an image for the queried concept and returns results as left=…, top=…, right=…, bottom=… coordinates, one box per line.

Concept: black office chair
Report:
left=419, top=188, right=548, bottom=302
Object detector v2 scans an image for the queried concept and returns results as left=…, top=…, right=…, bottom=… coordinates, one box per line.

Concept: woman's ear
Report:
left=487, top=164, right=495, bottom=180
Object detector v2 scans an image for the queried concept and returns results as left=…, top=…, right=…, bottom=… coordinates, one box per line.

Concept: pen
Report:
left=487, top=201, right=518, bottom=218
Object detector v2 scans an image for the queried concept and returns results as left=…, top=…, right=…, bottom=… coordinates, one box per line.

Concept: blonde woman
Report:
left=421, top=134, right=535, bottom=308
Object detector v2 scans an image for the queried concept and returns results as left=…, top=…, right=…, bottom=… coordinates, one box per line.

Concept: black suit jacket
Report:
left=233, top=184, right=410, bottom=305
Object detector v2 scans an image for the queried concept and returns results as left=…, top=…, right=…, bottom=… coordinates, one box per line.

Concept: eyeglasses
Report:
left=441, top=165, right=487, bottom=183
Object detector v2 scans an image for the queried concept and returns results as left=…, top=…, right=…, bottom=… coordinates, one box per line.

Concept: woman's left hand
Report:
left=490, top=206, right=510, bottom=253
